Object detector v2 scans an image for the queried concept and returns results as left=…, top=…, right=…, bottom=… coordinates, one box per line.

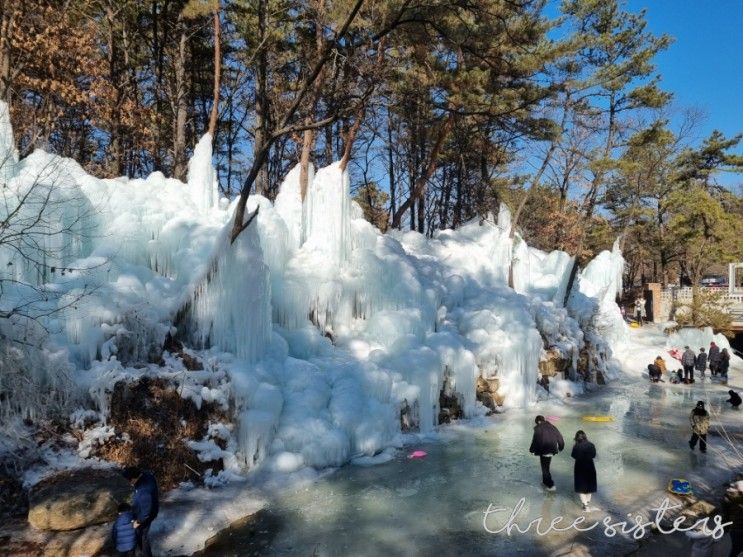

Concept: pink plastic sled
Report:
left=408, top=450, right=427, bottom=459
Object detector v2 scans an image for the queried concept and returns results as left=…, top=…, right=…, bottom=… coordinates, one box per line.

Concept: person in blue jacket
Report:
left=122, top=466, right=159, bottom=557
left=112, top=502, right=136, bottom=556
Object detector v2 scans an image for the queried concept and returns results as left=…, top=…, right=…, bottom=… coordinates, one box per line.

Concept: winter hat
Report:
left=700, top=347, right=705, bottom=352
left=696, top=401, right=705, bottom=408
left=535, top=415, right=545, bottom=424
left=685, top=346, right=690, bottom=350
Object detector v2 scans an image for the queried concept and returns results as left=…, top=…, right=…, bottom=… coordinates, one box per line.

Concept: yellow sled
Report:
left=581, top=415, right=615, bottom=422
left=629, top=322, right=641, bottom=329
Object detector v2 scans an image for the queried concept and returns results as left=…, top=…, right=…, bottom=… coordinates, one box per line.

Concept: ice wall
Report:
left=667, top=326, right=732, bottom=352
left=187, top=224, right=272, bottom=362
left=565, top=238, right=627, bottom=381
left=0, top=98, right=627, bottom=474
left=0, top=118, right=275, bottom=370
left=512, top=237, right=574, bottom=305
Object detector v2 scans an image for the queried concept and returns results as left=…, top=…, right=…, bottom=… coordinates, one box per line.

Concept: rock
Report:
left=2, top=517, right=112, bottom=557
left=438, top=377, right=463, bottom=424
left=476, top=376, right=504, bottom=412
left=577, top=349, right=590, bottom=375
left=686, top=499, right=716, bottom=516
left=400, top=399, right=419, bottom=432
left=180, top=351, right=203, bottom=371
left=28, top=469, right=130, bottom=531
left=476, top=376, right=499, bottom=395
left=538, top=348, right=569, bottom=378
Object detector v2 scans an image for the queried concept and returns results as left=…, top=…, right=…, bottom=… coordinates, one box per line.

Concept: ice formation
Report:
left=667, top=326, right=732, bottom=353
left=566, top=237, right=628, bottom=381
left=0, top=99, right=632, bottom=474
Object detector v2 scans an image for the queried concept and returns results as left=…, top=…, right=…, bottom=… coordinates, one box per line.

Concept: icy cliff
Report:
left=0, top=100, right=627, bottom=473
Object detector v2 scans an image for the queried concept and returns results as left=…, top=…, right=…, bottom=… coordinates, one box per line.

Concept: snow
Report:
left=0, top=98, right=642, bottom=485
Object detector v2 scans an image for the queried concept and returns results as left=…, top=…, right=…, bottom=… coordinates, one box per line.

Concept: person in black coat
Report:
left=728, top=390, right=742, bottom=409
left=529, top=415, right=565, bottom=491
left=122, top=467, right=159, bottom=557
left=647, top=363, right=662, bottom=382
left=719, top=348, right=731, bottom=379
left=571, top=430, right=597, bottom=512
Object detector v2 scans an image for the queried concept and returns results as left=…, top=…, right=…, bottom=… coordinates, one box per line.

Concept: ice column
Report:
left=303, top=162, right=351, bottom=264
left=274, top=164, right=313, bottom=252
left=187, top=133, right=219, bottom=213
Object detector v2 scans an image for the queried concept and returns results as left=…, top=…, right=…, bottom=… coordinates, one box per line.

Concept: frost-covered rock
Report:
left=27, top=469, right=129, bottom=531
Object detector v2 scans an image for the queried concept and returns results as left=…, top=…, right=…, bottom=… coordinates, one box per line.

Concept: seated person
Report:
left=727, top=390, right=742, bottom=409
left=654, top=356, right=668, bottom=375
left=647, top=363, right=662, bottom=382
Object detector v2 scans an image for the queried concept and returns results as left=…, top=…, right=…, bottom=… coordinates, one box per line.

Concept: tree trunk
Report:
left=172, top=19, right=188, bottom=181
left=231, top=0, right=365, bottom=243
left=564, top=96, right=618, bottom=305
left=207, top=2, right=221, bottom=138
left=392, top=112, right=454, bottom=228
left=339, top=108, right=364, bottom=171
left=0, top=4, right=18, bottom=103
left=417, top=182, right=425, bottom=233
left=453, top=153, right=463, bottom=227
left=387, top=110, right=396, bottom=219
left=253, top=0, right=269, bottom=194
left=299, top=127, right=313, bottom=201
left=512, top=94, right=570, bottom=237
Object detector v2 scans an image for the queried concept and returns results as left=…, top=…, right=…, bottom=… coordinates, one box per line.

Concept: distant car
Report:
left=700, top=275, right=728, bottom=287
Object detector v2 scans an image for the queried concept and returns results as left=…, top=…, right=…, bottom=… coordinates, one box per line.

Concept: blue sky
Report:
left=630, top=0, right=743, bottom=144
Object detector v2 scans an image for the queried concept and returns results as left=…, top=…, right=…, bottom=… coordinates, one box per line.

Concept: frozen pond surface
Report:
left=200, top=376, right=743, bottom=557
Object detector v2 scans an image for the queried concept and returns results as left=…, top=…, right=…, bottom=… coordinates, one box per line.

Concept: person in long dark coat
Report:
left=571, top=430, right=597, bottom=512
left=708, top=342, right=721, bottom=376
left=529, top=415, right=565, bottom=491
left=719, top=349, right=731, bottom=379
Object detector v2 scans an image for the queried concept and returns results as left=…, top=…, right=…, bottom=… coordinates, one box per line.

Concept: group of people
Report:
left=647, top=342, right=732, bottom=385
left=112, top=466, right=160, bottom=556
left=529, top=416, right=598, bottom=512
left=681, top=342, right=731, bottom=381
left=528, top=397, right=738, bottom=512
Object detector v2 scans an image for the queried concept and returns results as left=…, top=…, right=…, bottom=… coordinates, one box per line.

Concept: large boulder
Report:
left=28, top=468, right=130, bottom=531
